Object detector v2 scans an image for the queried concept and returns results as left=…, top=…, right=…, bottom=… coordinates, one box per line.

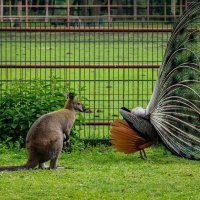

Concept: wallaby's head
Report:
left=64, top=92, right=86, bottom=112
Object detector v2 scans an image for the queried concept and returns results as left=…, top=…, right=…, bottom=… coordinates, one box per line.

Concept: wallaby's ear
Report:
left=65, top=92, right=75, bottom=100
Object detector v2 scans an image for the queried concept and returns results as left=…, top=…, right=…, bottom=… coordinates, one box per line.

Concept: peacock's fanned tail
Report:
left=145, top=2, right=200, bottom=160
left=110, top=2, right=200, bottom=160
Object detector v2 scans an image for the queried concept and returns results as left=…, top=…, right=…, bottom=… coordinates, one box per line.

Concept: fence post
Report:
left=0, top=0, right=3, bottom=22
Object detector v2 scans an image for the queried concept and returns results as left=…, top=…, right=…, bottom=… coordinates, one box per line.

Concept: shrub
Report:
left=0, top=76, right=86, bottom=148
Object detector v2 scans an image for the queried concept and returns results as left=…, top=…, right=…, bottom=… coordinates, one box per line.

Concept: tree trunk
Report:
left=91, top=0, right=101, bottom=16
left=81, top=0, right=89, bottom=16
left=171, top=0, right=176, bottom=21
left=0, top=0, right=3, bottom=22
left=133, top=0, right=137, bottom=19
left=45, top=0, right=49, bottom=22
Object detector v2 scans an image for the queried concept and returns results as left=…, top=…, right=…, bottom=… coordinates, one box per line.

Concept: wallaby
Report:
left=0, top=93, right=88, bottom=171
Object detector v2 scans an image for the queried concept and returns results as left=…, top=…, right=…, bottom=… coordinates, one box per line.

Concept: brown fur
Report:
left=0, top=93, right=87, bottom=171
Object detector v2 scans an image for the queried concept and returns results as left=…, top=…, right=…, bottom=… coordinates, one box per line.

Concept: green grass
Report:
left=0, top=145, right=199, bottom=200
left=0, top=31, right=168, bottom=65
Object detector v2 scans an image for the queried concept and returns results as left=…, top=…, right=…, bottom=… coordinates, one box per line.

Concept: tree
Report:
left=91, top=0, right=101, bottom=17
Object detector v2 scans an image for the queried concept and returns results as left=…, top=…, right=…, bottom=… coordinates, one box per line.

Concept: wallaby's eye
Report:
left=77, top=102, right=81, bottom=105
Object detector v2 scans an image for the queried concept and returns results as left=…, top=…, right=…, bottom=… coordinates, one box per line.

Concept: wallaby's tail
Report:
left=0, top=165, right=27, bottom=171
left=0, top=162, right=37, bottom=171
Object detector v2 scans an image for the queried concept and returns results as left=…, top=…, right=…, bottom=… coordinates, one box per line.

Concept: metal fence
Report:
left=0, top=0, right=190, bottom=23
left=0, top=21, right=173, bottom=140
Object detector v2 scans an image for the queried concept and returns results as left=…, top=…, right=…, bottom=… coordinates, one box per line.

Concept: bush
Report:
left=0, top=76, right=86, bottom=148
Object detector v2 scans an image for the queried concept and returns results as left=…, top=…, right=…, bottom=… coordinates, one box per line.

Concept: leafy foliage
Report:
left=0, top=76, right=86, bottom=148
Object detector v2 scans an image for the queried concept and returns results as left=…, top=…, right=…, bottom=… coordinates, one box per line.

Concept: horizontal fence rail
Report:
left=0, top=27, right=174, bottom=32
left=0, top=64, right=160, bottom=69
left=0, top=21, right=173, bottom=141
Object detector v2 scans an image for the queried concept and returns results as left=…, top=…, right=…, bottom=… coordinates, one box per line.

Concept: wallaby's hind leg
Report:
left=50, top=157, right=65, bottom=170
left=25, top=150, right=39, bottom=169
left=48, top=133, right=64, bottom=170
left=50, top=156, right=58, bottom=169
left=49, top=154, right=65, bottom=170
left=25, top=160, right=38, bottom=169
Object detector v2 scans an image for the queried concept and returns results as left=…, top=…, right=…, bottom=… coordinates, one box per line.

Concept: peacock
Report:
left=110, top=2, right=200, bottom=160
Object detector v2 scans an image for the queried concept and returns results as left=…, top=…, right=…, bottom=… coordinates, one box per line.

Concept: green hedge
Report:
left=0, top=77, right=85, bottom=148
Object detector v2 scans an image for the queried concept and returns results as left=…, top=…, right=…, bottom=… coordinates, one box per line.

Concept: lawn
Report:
left=0, top=145, right=199, bottom=200
left=0, top=31, right=168, bottom=65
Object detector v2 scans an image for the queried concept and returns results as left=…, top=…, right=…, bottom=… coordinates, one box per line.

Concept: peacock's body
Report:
left=110, top=2, right=200, bottom=160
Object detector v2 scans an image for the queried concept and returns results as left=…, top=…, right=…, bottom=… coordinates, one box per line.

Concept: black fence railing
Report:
left=0, top=21, right=173, bottom=140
